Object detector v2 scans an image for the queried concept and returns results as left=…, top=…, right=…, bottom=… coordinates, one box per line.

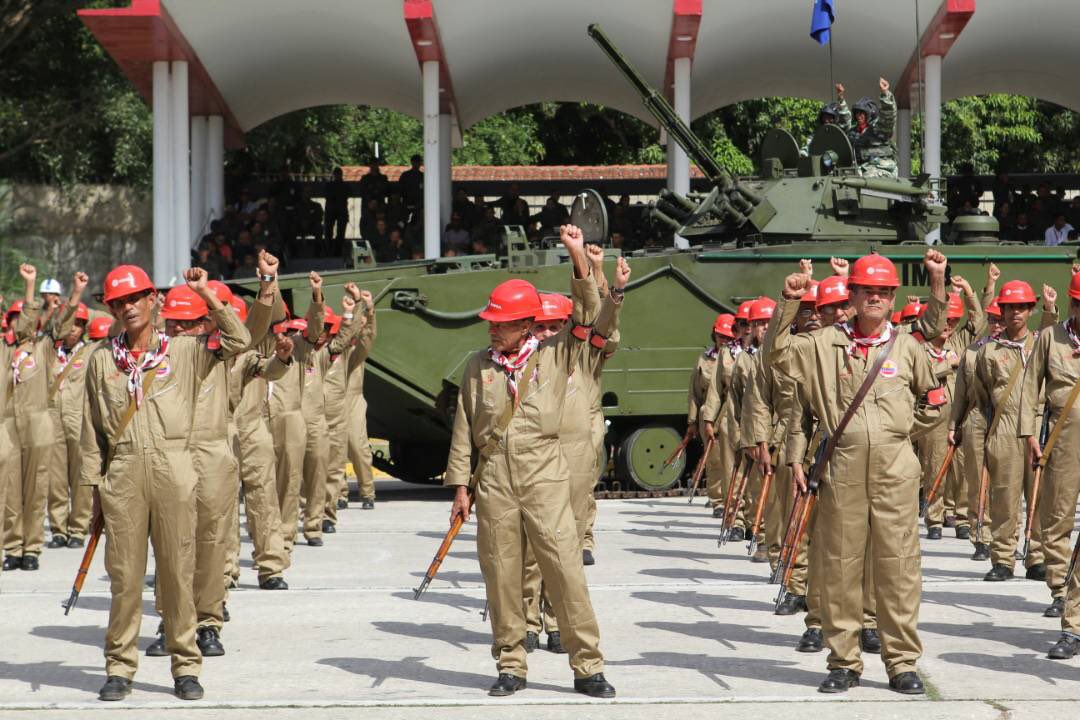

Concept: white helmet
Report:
left=39, top=278, right=63, bottom=295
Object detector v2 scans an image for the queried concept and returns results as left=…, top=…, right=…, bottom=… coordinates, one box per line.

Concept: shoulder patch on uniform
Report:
left=879, top=359, right=898, bottom=378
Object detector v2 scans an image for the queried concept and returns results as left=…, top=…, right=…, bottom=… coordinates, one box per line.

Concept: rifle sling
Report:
left=103, top=370, right=157, bottom=472
left=985, top=333, right=1033, bottom=440
left=807, top=330, right=900, bottom=491
left=467, top=352, right=541, bottom=491
left=1038, top=372, right=1080, bottom=468
left=48, top=344, right=91, bottom=402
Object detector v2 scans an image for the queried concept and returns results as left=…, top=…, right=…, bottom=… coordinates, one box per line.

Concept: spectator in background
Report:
left=359, top=160, right=389, bottom=204
left=994, top=202, right=1014, bottom=238
left=952, top=162, right=982, bottom=211
left=471, top=205, right=500, bottom=252
left=367, top=217, right=392, bottom=256
left=360, top=198, right=383, bottom=241
left=470, top=237, right=490, bottom=255
left=536, top=194, right=569, bottom=235
left=1009, top=212, right=1038, bottom=243
left=1067, top=196, right=1080, bottom=229
left=610, top=231, right=625, bottom=250
left=452, top=189, right=478, bottom=228
left=991, top=171, right=1014, bottom=216
left=378, top=228, right=411, bottom=263
left=1044, top=212, right=1073, bottom=246
left=443, top=211, right=471, bottom=255
left=324, top=167, right=350, bottom=254
left=398, top=154, right=423, bottom=213
left=194, top=243, right=225, bottom=280
left=498, top=183, right=528, bottom=225
left=239, top=252, right=257, bottom=276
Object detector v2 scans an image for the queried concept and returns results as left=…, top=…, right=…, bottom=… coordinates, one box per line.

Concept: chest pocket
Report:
left=148, top=378, right=189, bottom=440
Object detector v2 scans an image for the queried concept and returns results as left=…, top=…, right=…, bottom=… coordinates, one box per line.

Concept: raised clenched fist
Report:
left=72, top=271, right=89, bottom=294
left=782, top=273, right=811, bottom=300
left=19, top=263, right=36, bottom=284
left=274, top=333, right=294, bottom=362
left=184, top=267, right=209, bottom=294
left=257, top=250, right=279, bottom=278
left=829, top=257, right=849, bottom=278
left=559, top=224, right=584, bottom=251
left=923, top=248, right=947, bottom=278
left=614, top=256, right=630, bottom=290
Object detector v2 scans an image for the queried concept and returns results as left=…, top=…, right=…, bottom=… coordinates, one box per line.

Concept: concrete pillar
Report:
left=671, top=56, right=691, bottom=249
left=422, top=60, right=441, bottom=258
left=171, top=61, right=191, bottom=279
left=923, top=54, right=942, bottom=243
left=207, top=116, right=225, bottom=221
left=152, top=61, right=172, bottom=286
left=190, top=116, right=207, bottom=241
left=897, top=108, right=912, bottom=178
left=439, top=112, right=452, bottom=231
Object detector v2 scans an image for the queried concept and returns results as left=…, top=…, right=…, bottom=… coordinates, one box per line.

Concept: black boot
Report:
left=196, top=627, right=224, bottom=657
left=860, top=628, right=882, bottom=654
left=98, top=675, right=132, bottom=701
left=775, top=594, right=807, bottom=616
left=488, top=673, right=526, bottom=697
left=322, top=520, right=336, bottom=534
left=983, top=564, right=1013, bottom=581
left=926, top=526, right=942, bottom=540
left=889, top=671, right=925, bottom=694
left=337, top=498, right=348, bottom=510
left=574, top=673, right=616, bottom=698
left=943, top=515, right=957, bottom=528
left=582, top=549, right=596, bottom=566
left=797, top=627, right=823, bottom=653
left=20, top=554, right=39, bottom=571
left=173, top=676, right=204, bottom=700
left=259, top=576, right=288, bottom=590
left=146, top=626, right=168, bottom=657
left=712, top=505, right=724, bottom=519
left=1048, top=634, right=1080, bottom=660
left=971, top=543, right=990, bottom=561
left=223, top=603, right=230, bottom=622
left=307, top=536, right=324, bottom=547
left=361, top=497, right=375, bottom=510
left=546, top=631, right=566, bottom=654
left=1025, top=563, right=1047, bottom=581
left=727, top=527, right=745, bottom=542
left=818, top=668, right=859, bottom=693
left=524, top=631, right=539, bottom=653
left=67, top=536, right=85, bottom=548
left=1044, top=597, right=1065, bottom=618
left=1, top=556, right=19, bottom=571
left=48, top=534, right=69, bottom=549
left=955, top=525, right=970, bottom=540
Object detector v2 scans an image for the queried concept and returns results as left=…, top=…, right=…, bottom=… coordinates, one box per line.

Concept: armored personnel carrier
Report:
left=237, top=26, right=1079, bottom=494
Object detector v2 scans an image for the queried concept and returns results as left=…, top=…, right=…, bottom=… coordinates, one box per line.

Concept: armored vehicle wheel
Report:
left=389, top=441, right=448, bottom=485
left=614, top=424, right=685, bottom=492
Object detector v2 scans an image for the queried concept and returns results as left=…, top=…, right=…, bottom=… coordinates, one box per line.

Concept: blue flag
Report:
left=810, top=0, right=835, bottom=45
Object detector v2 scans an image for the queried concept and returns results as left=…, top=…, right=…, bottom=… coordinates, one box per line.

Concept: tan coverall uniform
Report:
left=325, top=301, right=377, bottom=523
left=524, top=290, right=621, bottom=636
left=81, top=306, right=250, bottom=681
left=445, top=273, right=603, bottom=680
left=5, top=300, right=71, bottom=560
left=698, top=344, right=739, bottom=509
left=1020, top=320, right=1080, bottom=600
left=45, top=334, right=99, bottom=542
left=770, top=296, right=943, bottom=678
left=714, top=349, right=759, bottom=532
left=687, top=348, right=731, bottom=510
left=1, top=308, right=37, bottom=576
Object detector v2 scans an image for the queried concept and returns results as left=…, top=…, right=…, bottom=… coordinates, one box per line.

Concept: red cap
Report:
left=103, top=265, right=154, bottom=303
left=749, top=297, right=777, bottom=322
left=986, top=299, right=1002, bottom=318
left=229, top=295, right=249, bottom=322
left=816, top=275, right=850, bottom=309
left=74, top=303, right=90, bottom=322
left=900, top=301, right=923, bottom=321
left=161, top=286, right=209, bottom=321
left=535, top=293, right=573, bottom=322
left=207, top=280, right=234, bottom=305
left=735, top=300, right=754, bottom=321
left=1069, top=272, right=1080, bottom=301
left=891, top=311, right=902, bottom=324
left=800, top=280, right=820, bottom=305
left=946, top=293, right=966, bottom=320
left=478, top=279, right=542, bottom=322
left=997, top=280, right=1036, bottom=305
left=713, top=313, right=735, bottom=339
left=87, top=316, right=113, bottom=340
left=849, top=254, right=900, bottom=288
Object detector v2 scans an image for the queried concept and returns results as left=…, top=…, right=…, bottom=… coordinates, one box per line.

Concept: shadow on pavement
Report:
left=637, top=567, right=768, bottom=585
left=392, top=591, right=486, bottom=615
left=624, top=528, right=720, bottom=543
left=372, top=622, right=489, bottom=651
left=408, top=569, right=484, bottom=587
left=624, top=547, right=721, bottom=565
left=605, top=652, right=823, bottom=690
left=937, top=651, right=1073, bottom=683
left=638, top=620, right=799, bottom=651
left=920, top=621, right=1057, bottom=654
left=630, top=590, right=775, bottom=616
left=922, top=590, right=1048, bottom=615
left=0, top=660, right=173, bottom=697
left=318, top=656, right=568, bottom=693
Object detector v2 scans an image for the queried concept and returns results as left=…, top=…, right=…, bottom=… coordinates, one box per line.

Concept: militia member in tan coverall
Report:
left=686, top=313, right=737, bottom=518
left=523, top=250, right=628, bottom=655
left=82, top=265, right=250, bottom=702
left=1022, top=270, right=1080, bottom=624
left=1043, top=268, right=1080, bottom=656
left=971, top=279, right=1058, bottom=582
left=42, top=273, right=93, bottom=550
left=772, top=249, right=948, bottom=695
left=445, top=225, right=614, bottom=699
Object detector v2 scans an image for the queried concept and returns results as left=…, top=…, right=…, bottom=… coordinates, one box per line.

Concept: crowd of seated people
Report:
left=949, top=165, right=1080, bottom=246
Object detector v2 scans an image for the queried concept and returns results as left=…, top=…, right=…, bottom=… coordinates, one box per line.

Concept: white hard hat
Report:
left=40, top=278, right=63, bottom=295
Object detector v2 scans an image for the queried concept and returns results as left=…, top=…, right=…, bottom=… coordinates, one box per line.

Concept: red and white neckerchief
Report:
left=926, top=342, right=949, bottom=363
left=56, top=340, right=85, bottom=368
left=838, top=320, right=895, bottom=358
left=111, top=332, right=170, bottom=408
left=1065, top=319, right=1080, bottom=357
left=728, top=339, right=745, bottom=359
left=488, top=336, right=539, bottom=401
left=10, top=346, right=31, bottom=386
left=704, top=346, right=719, bottom=361
left=995, top=331, right=1036, bottom=368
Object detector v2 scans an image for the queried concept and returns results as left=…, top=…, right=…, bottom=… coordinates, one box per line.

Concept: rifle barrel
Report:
left=413, top=515, right=465, bottom=600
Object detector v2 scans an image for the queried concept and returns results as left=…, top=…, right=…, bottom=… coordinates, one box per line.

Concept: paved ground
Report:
left=1, top=478, right=1078, bottom=718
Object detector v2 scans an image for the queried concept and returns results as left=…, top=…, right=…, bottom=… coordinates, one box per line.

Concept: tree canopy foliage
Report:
left=5, top=2, right=1080, bottom=189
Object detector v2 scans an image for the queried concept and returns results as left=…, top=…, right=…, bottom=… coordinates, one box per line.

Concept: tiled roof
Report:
left=341, top=164, right=707, bottom=182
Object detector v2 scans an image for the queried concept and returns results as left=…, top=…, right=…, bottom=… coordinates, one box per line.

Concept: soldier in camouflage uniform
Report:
left=839, top=78, right=897, bottom=179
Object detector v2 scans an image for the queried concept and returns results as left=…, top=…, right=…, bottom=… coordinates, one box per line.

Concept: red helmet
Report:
left=997, top=280, right=1036, bottom=305
left=735, top=300, right=754, bottom=321
left=103, top=265, right=154, bottom=303
left=273, top=318, right=308, bottom=334
left=161, top=286, right=209, bottom=321
left=891, top=311, right=902, bottom=324
left=900, top=301, right=923, bottom=321
left=535, top=293, right=573, bottom=322
left=713, top=313, right=735, bottom=339
left=849, top=254, right=900, bottom=288
left=74, top=303, right=90, bottom=322
left=800, top=280, right=820, bottom=306
left=749, top=297, right=777, bottom=322
left=946, top=292, right=966, bottom=320
left=228, top=295, right=249, bottom=322
left=478, top=279, right=542, bottom=322
left=1069, top=272, right=1080, bottom=301
left=816, top=275, right=850, bottom=309
left=5, top=299, right=24, bottom=319
left=986, top=299, right=1002, bottom=318
left=323, top=307, right=341, bottom=335
left=87, top=316, right=113, bottom=340
left=206, top=280, right=234, bottom=305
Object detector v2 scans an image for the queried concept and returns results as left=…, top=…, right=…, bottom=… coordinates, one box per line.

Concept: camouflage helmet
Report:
left=852, top=97, right=879, bottom=124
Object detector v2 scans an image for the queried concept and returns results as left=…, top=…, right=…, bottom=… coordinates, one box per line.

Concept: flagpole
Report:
left=828, top=34, right=835, bottom=99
